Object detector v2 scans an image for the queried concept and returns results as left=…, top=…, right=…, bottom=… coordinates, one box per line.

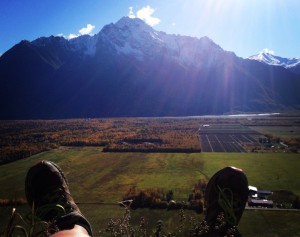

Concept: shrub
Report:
left=123, top=187, right=175, bottom=209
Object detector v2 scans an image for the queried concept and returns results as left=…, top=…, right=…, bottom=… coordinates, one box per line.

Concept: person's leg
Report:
left=50, top=225, right=90, bottom=237
left=201, top=166, right=248, bottom=236
left=25, top=160, right=93, bottom=236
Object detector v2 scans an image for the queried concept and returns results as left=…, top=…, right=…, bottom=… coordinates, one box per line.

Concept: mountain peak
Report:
left=115, top=16, right=153, bottom=32
left=96, top=17, right=229, bottom=66
left=248, top=52, right=300, bottom=68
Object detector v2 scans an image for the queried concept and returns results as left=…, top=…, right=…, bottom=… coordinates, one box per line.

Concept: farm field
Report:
left=198, top=124, right=261, bottom=152
left=1, top=147, right=300, bottom=236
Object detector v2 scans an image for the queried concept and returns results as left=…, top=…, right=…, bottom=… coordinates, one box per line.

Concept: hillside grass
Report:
left=1, top=147, right=300, bottom=236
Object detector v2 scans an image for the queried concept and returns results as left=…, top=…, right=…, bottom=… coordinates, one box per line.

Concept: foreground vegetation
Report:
left=2, top=204, right=300, bottom=237
left=1, top=148, right=300, bottom=236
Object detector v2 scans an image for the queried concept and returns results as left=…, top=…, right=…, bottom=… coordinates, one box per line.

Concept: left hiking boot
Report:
left=202, top=166, right=249, bottom=236
left=25, top=160, right=93, bottom=236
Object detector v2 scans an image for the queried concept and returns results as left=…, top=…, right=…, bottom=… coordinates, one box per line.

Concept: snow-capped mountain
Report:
left=99, top=17, right=234, bottom=67
left=0, top=16, right=300, bottom=119
left=248, top=52, right=300, bottom=69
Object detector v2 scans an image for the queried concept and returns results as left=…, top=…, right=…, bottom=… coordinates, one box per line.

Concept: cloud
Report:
left=79, top=24, right=95, bottom=35
left=66, top=24, right=95, bottom=39
left=261, top=48, right=275, bottom=55
left=128, top=5, right=160, bottom=27
left=128, top=6, right=135, bottom=18
left=68, top=33, right=78, bottom=39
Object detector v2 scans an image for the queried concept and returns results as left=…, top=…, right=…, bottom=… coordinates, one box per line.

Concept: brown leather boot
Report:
left=25, top=160, right=93, bottom=236
left=203, top=167, right=248, bottom=236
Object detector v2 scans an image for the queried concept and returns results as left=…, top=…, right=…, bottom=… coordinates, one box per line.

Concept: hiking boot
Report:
left=25, top=160, right=93, bottom=236
left=203, top=167, right=248, bottom=236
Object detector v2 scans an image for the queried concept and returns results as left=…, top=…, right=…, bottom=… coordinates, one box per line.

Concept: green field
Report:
left=1, top=147, right=300, bottom=236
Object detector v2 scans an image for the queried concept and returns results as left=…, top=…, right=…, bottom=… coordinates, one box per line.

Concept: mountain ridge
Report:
left=0, top=17, right=300, bottom=119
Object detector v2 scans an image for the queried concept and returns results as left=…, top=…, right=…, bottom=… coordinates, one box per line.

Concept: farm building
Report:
left=248, top=185, right=274, bottom=208
left=248, top=186, right=272, bottom=199
left=248, top=198, right=274, bottom=208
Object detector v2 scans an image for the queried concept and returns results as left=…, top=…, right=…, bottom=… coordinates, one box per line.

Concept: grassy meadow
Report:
left=1, top=147, right=300, bottom=236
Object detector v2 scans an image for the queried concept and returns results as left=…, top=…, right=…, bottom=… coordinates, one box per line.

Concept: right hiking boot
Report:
left=203, top=166, right=249, bottom=236
left=25, top=160, right=93, bottom=236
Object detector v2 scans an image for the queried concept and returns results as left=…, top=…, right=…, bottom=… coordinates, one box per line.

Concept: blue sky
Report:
left=1, top=0, right=300, bottom=58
